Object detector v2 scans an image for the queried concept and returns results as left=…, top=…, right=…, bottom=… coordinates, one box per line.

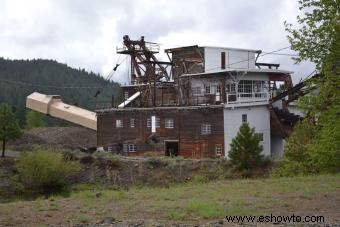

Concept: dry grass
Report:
left=0, top=174, right=339, bottom=225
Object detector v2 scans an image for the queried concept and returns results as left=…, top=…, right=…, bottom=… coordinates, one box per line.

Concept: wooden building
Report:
left=95, top=36, right=302, bottom=158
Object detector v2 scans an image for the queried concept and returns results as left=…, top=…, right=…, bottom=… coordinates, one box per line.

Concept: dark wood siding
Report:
left=97, top=107, right=224, bottom=158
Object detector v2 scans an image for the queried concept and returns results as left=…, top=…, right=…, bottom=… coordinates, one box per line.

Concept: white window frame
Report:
left=242, top=114, right=247, bottom=123
left=116, top=119, right=123, bottom=128
left=130, top=118, right=135, bottom=128
left=123, top=144, right=128, bottom=152
left=215, top=144, right=222, bottom=156
left=156, top=117, right=160, bottom=128
left=128, top=144, right=137, bottom=152
left=205, top=85, right=217, bottom=95
left=201, top=123, right=211, bottom=135
left=124, top=91, right=129, bottom=100
left=147, top=117, right=160, bottom=128
left=205, top=85, right=211, bottom=94
left=165, top=118, right=174, bottom=129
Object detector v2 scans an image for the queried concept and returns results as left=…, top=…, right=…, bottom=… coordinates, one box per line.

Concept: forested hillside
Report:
left=0, top=58, right=121, bottom=126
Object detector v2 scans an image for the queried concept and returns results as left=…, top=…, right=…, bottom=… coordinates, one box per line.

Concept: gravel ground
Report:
left=9, top=127, right=97, bottom=151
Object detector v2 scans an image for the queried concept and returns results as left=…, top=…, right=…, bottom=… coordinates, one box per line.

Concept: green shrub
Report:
left=272, top=117, right=340, bottom=177
left=228, top=123, right=264, bottom=172
left=147, top=157, right=167, bottom=168
left=16, top=148, right=80, bottom=194
left=107, top=157, right=121, bottom=169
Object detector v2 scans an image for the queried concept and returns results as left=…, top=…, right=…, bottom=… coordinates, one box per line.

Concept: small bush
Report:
left=229, top=123, right=264, bottom=172
left=147, top=157, right=167, bottom=168
left=16, top=148, right=80, bottom=194
left=62, top=150, right=79, bottom=161
left=107, top=157, right=121, bottom=169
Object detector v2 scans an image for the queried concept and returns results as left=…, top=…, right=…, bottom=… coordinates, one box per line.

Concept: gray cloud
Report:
left=0, top=0, right=314, bottom=84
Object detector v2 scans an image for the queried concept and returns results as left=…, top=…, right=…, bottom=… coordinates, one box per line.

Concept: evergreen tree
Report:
left=0, top=104, right=22, bottom=157
left=228, top=123, right=264, bottom=171
left=26, top=110, right=46, bottom=129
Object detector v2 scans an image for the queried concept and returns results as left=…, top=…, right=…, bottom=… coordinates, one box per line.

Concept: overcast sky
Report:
left=0, top=0, right=315, bottom=84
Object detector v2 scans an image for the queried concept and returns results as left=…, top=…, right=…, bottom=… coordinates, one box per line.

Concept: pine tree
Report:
left=228, top=123, right=264, bottom=171
left=0, top=104, right=22, bottom=157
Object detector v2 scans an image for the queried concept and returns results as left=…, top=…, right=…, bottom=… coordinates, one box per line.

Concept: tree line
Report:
left=0, top=58, right=122, bottom=126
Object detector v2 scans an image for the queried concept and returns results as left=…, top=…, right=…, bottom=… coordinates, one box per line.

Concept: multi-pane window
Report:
left=116, top=119, right=123, bottom=128
left=147, top=117, right=160, bottom=128
left=201, top=123, right=211, bottom=135
left=226, top=83, right=236, bottom=92
left=123, top=144, right=137, bottom=152
left=165, top=119, right=174, bottom=129
left=238, top=80, right=253, bottom=93
left=192, top=87, right=201, bottom=96
left=205, top=84, right=218, bottom=94
left=123, top=144, right=128, bottom=152
left=242, top=114, right=247, bottom=123
left=216, top=84, right=221, bottom=93
left=130, top=118, right=135, bottom=128
left=226, top=81, right=266, bottom=94
left=156, top=117, right=160, bottom=128
left=255, top=133, right=264, bottom=141
left=215, top=144, right=222, bottom=156
left=128, top=144, right=137, bottom=152
left=205, top=85, right=211, bottom=94
left=124, top=91, right=129, bottom=100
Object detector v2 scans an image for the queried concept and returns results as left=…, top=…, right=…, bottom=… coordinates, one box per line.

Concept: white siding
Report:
left=223, top=105, right=271, bottom=157
left=204, top=47, right=256, bottom=72
left=271, top=134, right=285, bottom=157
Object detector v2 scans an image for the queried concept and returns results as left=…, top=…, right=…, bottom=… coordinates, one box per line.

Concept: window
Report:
left=165, top=119, right=174, bottom=129
left=147, top=117, right=160, bottom=128
left=201, top=123, right=211, bottom=135
left=255, top=133, right=264, bottom=142
left=124, top=91, right=129, bottom=100
left=205, top=85, right=211, bottom=94
left=128, top=144, right=137, bottom=152
left=130, top=118, right=135, bottom=128
left=216, top=84, right=221, bottom=93
left=226, top=83, right=236, bottom=93
left=108, top=146, right=113, bottom=153
left=116, top=119, right=123, bottom=128
left=123, top=144, right=128, bottom=152
left=204, top=85, right=217, bottom=94
left=123, top=144, right=137, bottom=152
left=156, top=117, right=160, bottom=128
left=192, top=87, right=201, bottom=96
left=238, top=80, right=253, bottom=93
left=215, top=144, right=222, bottom=156
left=242, top=114, right=247, bottom=123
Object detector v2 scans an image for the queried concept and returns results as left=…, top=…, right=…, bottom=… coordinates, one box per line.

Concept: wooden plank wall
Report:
left=97, top=107, right=224, bottom=158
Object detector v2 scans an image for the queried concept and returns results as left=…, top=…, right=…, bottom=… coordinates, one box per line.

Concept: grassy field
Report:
left=0, top=174, right=339, bottom=226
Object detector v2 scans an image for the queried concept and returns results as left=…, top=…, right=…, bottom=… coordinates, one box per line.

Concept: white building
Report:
left=175, top=45, right=298, bottom=157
